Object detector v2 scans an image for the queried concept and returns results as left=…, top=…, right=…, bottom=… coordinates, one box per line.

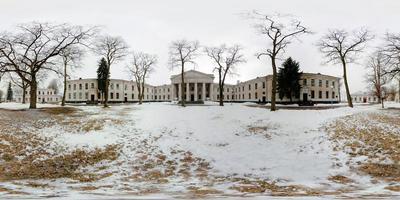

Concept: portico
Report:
left=170, top=70, right=214, bottom=102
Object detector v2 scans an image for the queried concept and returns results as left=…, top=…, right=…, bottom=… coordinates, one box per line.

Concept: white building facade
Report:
left=351, top=92, right=379, bottom=103
left=66, top=70, right=341, bottom=104
left=14, top=88, right=61, bottom=103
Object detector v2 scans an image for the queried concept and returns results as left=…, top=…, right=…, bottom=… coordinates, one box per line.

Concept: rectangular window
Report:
left=73, top=93, right=76, bottom=99
left=79, top=84, right=82, bottom=90
left=110, top=83, right=113, bottom=90
left=319, top=91, right=322, bottom=99
left=68, top=84, right=71, bottom=90
left=79, top=92, right=82, bottom=99
left=255, top=83, right=258, bottom=90
left=249, top=93, right=251, bottom=99
left=262, top=82, right=265, bottom=89
left=110, top=93, right=114, bottom=99
left=85, top=92, right=88, bottom=99
left=332, top=81, right=335, bottom=88
left=332, top=92, right=335, bottom=99
left=326, top=80, right=329, bottom=88
left=326, top=91, right=329, bottom=99
left=85, top=83, right=88, bottom=90
left=249, top=84, right=251, bottom=90
left=132, top=85, right=135, bottom=91
left=303, top=79, right=307, bottom=86
left=125, top=85, right=127, bottom=90
left=68, top=93, right=71, bottom=99
left=319, top=80, right=322, bottom=87
left=116, top=93, right=119, bottom=99
left=91, top=83, right=94, bottom=89
left=116, top=84, right=119, bottom=90
left=311, top=79, right=315, bottom=86
left=132, top=94, right=134, bottom=99
left=73, top=84, right=76, bottom=90
left=255, top=92, right=258, bottom=99
left=311, top=90, right=315, bottom=98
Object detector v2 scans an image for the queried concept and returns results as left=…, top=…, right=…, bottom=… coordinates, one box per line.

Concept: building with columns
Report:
left=65, top=70, right=341, bottom=104
left=170, top=70, right=214, bottom=102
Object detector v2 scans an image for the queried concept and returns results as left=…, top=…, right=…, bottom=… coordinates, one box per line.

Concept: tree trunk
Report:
left=181, top=63, right=186, bottom=107
left=381, top=97, right=384, bottom=108
left=138, top=85, right=142, bottom=105
left=29, top=74, right=37, bottom=109
left=219, top=70, right=224, bottom=106
left=341, top=60, right=353, bottom=108
left=104, top=78, right=109, bottom=107
left=62, top=62, right=67, bottom=106
left=270, top=57, right=277, bottom=111
left=22, top=85, right=26, bottom=104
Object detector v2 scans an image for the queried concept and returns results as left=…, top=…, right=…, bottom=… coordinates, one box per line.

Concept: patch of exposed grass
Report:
left=0, top=145, right=119, bottom=181
left=228, top=179, right=334, bottom=196
left=328, top=175, right=354, bottom=184
left=327, top=111, right=400, bottom=182
left=359, top=163, right=400, bottom=181
left=39, top=107, right=79, bottom=115
left=385, top=185, right=400, bottom=192
left=187, top=186, right=222, bottom=196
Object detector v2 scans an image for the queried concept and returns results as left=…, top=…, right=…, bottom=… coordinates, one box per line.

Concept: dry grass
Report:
left=328, top=175, right=354, bottom=184
left=228, top=178, right=334, bottom=196
left=39, top=107, right=79, bottom=115
left=248, top=126, right=272, bottom=139
left=359, top=163, right=400, bottom=181
left=327, top=111, right=400, bottom=182
left=186, top=186, right=222, bottom=196
left=0, top=145, right=119, bottom=181
left=385, top=185, right=400, bottom=192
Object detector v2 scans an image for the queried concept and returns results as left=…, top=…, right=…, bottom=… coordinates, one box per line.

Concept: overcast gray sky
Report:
left=1, top=0, right=400, bottom=93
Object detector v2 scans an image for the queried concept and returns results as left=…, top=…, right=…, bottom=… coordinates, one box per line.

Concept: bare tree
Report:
left=251, top=12, right=310, bottom=111
left=8, top=73, right=29, bottom=104
left=126, top=51, right=157, bottom=104
left=94, top=35, right=128, bottom=107
left=317, top=28, right=373, bottom=108
left=168, top=39, right=199, bottom=107
left=365, top=52, right=389, bottom=108
left=205, top=44, right=245, bottom=106
left=59, top=47, right=83, bottom=106
left=0, top=22, right=95, bottom=109
left=381, top=33, right=400, bottom=77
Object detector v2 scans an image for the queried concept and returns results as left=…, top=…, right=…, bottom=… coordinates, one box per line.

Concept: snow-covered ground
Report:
left=0, top=102, right=399, bottom=199
left=0, top=102, right=60, bottom=110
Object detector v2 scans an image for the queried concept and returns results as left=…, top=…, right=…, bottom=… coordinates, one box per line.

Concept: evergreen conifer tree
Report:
left=97, top=58, right=109, bottom=102
left=6, top=82, right=13, bottom=101
left=277, top=57, right=302, bottom=103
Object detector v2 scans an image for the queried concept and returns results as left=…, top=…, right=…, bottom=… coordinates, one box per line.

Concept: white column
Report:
left=186, top=82, right=190, bottom=101
left=194, top=82, right=198, bottom=101
left=171, top=84, right=174, bottom=101
left=178, top=83, right=182, bottom=101
left=202, top=82, right=206, bottom=101
left=210, top=83, right=214, bottom=101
